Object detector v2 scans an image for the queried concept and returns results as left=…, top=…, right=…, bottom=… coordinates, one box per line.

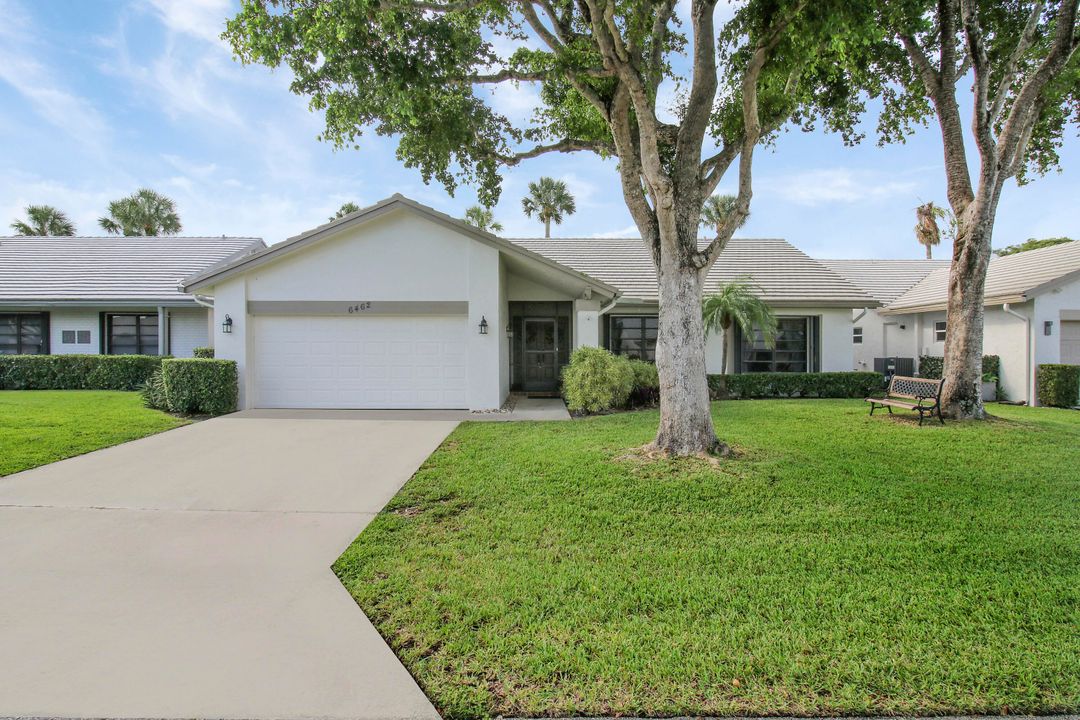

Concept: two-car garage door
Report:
left=252, top=316, right=468, bottom=409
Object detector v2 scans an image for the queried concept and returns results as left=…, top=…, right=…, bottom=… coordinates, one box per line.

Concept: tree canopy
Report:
left=332, top=201, right=361, bottom=220
left=463, top=204, right=503, bottom=233
left=521, top=177, right=576, bottom=237
left=994, top=236, right=1075, bottom=256
left=11, top=205, right=76, bottom=236
left=99, top=188, right=182, bottom=237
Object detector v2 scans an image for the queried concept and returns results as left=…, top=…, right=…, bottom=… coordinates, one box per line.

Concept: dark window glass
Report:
left=609, top=315, right=657, bottom=361
left=934, top=321, right=947, bottom=342
left=0, top=314, right=47, bottom=355
left=77, top=330, right=91, bottom=344
left=107, top=314, right=159, bottom=355
left=740, top=317, right=811, bottom=373
left=62, top=330, right=76, bottom=344
left=853, top=327, right=863, bottom=344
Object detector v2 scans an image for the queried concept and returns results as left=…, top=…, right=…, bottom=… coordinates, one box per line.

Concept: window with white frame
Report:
left=934, top=321, right=947, bottom=342
left=853, top=327, right=863, bottom=344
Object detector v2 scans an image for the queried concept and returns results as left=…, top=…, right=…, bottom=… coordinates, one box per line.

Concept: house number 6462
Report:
left=347, top=302, right=373, bottom=314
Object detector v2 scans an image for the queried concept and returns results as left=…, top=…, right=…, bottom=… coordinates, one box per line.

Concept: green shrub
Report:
left=1036, top=364, right=1080, bottom=408
left=0, top=354, right=163, bottom=390
left=708, top=371, right=883, bottom=399
left=192, top=347, right=215, bottom=359
left=561, top=347, right=634, bottom=413
left=627, top=359, right=659, bottom=407
left=161, top=358, right=238, bottom=415
left=140, top=369, right=168, bottom=410
left=919, top=354, right=1000, bottom=380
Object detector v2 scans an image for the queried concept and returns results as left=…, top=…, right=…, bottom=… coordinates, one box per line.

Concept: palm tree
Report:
left=521, top=177, right=576, bottom=237
left=702, top=278, right=777, bottom=375
left=10, top=205, right=76, bottom=236
left=462, top=205, right=503, bottom=233
left=914, top=201, right=955, bottom=259
left=99, top=188, right=182, bottom=236
left=331, top=201, right=360, bottom=221
left=700, top=193, right=748, bottom=237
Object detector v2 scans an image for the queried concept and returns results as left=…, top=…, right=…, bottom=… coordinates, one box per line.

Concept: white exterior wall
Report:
left=210, top=276, right=250, bottom=407
left=1033, top=277, right=1080, bottom=404
left=851, top=308, right=921, bottom=372
left=49, top=309, right=99, bottom=354
left=573, top=297, right=601, bottom=350
left=466, top=239, right=503, bottom=410
left=167, top=307, right=210, bottom=358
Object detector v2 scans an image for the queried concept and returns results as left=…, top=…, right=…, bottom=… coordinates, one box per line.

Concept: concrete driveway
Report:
left=0, top=413, right=457, bottom=720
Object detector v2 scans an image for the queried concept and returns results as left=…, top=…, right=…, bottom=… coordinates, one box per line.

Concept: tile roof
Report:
left=884, top=240, right=1080, bottom=314
left=820, top=259, right=950, bottom=304
left=509, top=236, right=877, bottom=306
left=0, top=236, right=265, bottom=303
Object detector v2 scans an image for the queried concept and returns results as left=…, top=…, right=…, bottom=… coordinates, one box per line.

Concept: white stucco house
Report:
left=821, top=259, right=950, bottom=376
left=0, top=236, right=264, bottom=358
left=877, top=240, right=1080, bottom=405
left=180, top=195, right=876, bottom=411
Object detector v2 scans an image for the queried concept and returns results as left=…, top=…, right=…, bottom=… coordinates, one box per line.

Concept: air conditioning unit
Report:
left=873, top=356, right=914, bottom=377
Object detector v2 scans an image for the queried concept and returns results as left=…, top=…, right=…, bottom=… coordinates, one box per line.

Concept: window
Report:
left=61, top=329, right=92, bottom=345
left=737, top=316, right=819, bottom=373
left=0, top=313, right=48, bottom=355
left=609, top=315, right=657, bottom=361
left=853, top=327, right=863, bottom=344
left=107, top=314, right=159, bottom=355
left=934, top=321, right=947, bottom=342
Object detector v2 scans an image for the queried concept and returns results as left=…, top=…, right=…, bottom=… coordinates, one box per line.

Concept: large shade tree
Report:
left=225, top=0, right=872, bottom=456
left=11, top=205, right=76, bottom=236
left=99, top=188, right=182, bottom=236
left=870, top=0, right=1079, bottom=418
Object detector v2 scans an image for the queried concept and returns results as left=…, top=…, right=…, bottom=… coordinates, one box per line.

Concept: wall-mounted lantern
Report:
left=506, top=322, right=514, bottom=338
left=478, top=316, right=488, bottom=335
left=222, top=314, right=233, bottom=334
left=1044, top=320, right=1054, bottom=336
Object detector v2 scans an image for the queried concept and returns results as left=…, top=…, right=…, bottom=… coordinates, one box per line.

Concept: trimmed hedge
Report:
left=192, top=347, right=215, bottom=359
left=627, top=359, right=659, bottom=407
left=1036, top=364, right=1080, bottom=408
left=708, top=371, right=883, bottom=399
left=161, top=358, right=238, bottom=415
left=918, top=354, right=1001, bottom=382
left=0, top=354, right=163, bottom=390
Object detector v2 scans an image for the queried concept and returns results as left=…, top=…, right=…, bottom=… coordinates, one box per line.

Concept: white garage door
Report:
left=252, top=315, right=468, bottom=409
left=1062, top=321, right=1080, bottom=366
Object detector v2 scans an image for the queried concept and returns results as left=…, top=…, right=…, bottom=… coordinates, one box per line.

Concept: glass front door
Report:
left=523, top=318, right=559, bottom=392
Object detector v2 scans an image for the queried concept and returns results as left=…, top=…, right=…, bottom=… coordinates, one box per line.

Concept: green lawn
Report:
left=334, top=400, right=1080, bottom=719
left=0, top=390, right=188, bottom=476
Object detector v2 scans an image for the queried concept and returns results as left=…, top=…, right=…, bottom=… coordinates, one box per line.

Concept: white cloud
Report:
left=764, top=168, right=920, bottom=207
left=591, top=224, right=640, bottom=238
left=0, top=0, right=111, bottom=149
left=144, top=0, right=232, bottom=45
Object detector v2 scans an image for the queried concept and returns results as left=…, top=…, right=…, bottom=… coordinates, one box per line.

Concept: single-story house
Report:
left=181, top=194, right=875, bottom=411
left=820, top=258, right=950, bottom=376
left=879, top=240, right=1080, bottom=404
left=0, top=236, right=264, bottom=358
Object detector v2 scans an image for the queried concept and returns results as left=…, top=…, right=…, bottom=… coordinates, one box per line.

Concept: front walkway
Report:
left=0, top=414, right=455, bottom=720
left=233, top=395, right=572, bottom=422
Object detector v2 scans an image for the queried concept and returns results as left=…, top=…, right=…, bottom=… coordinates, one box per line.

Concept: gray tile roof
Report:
left=0, top=236, right=265, bottom=303
left=820, top=259, right=950, bottom=304
left=509, top=236, right=877, bottom=306
left=884, top=240, right=1080, bottom=314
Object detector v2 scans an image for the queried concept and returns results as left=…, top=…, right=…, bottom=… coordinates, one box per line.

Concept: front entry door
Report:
left=523, top=318, right=558, bottom=392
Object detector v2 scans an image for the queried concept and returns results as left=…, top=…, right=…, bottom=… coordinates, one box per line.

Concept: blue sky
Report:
left=1, top=0, right=1076, bottom=258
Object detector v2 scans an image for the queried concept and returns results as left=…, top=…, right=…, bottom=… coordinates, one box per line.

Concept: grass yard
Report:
left=334, top=400, right=1080, bottom=719
left=0, top=391, right=187, bottom=476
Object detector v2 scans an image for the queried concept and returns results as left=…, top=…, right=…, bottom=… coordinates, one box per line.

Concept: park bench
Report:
left=865, top=375, right=945, bottom=425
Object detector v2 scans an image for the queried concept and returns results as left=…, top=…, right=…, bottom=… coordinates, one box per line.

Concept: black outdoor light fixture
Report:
left=506, top=322, right=514, bottom=338
left=1045, top=320, right=1054, bottom=336
left=222, top=314, right=233, bottom=334
left=478, top=316, right=489, bottom=335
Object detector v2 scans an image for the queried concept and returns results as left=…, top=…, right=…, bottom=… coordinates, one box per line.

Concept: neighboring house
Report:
left=0, top=236, right=264, bottom=358
left=820, top=259, right=950, bottom=375
left=881, top=240, right=1080, bottom=404
left=182, top=194, right=875, bottom=411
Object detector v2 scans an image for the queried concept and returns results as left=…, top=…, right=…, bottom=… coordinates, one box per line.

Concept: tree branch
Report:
left=499, top=138, right=612, bottom=165
left=989, top=0, right=1046, bottom=125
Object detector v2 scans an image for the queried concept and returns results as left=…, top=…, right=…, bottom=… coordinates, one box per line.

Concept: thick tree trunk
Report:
left=939, top=216, right=995, bottom=419
left=720, top=328, right=729, bottom=376
left=651, top=254, right=727, bottom=456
